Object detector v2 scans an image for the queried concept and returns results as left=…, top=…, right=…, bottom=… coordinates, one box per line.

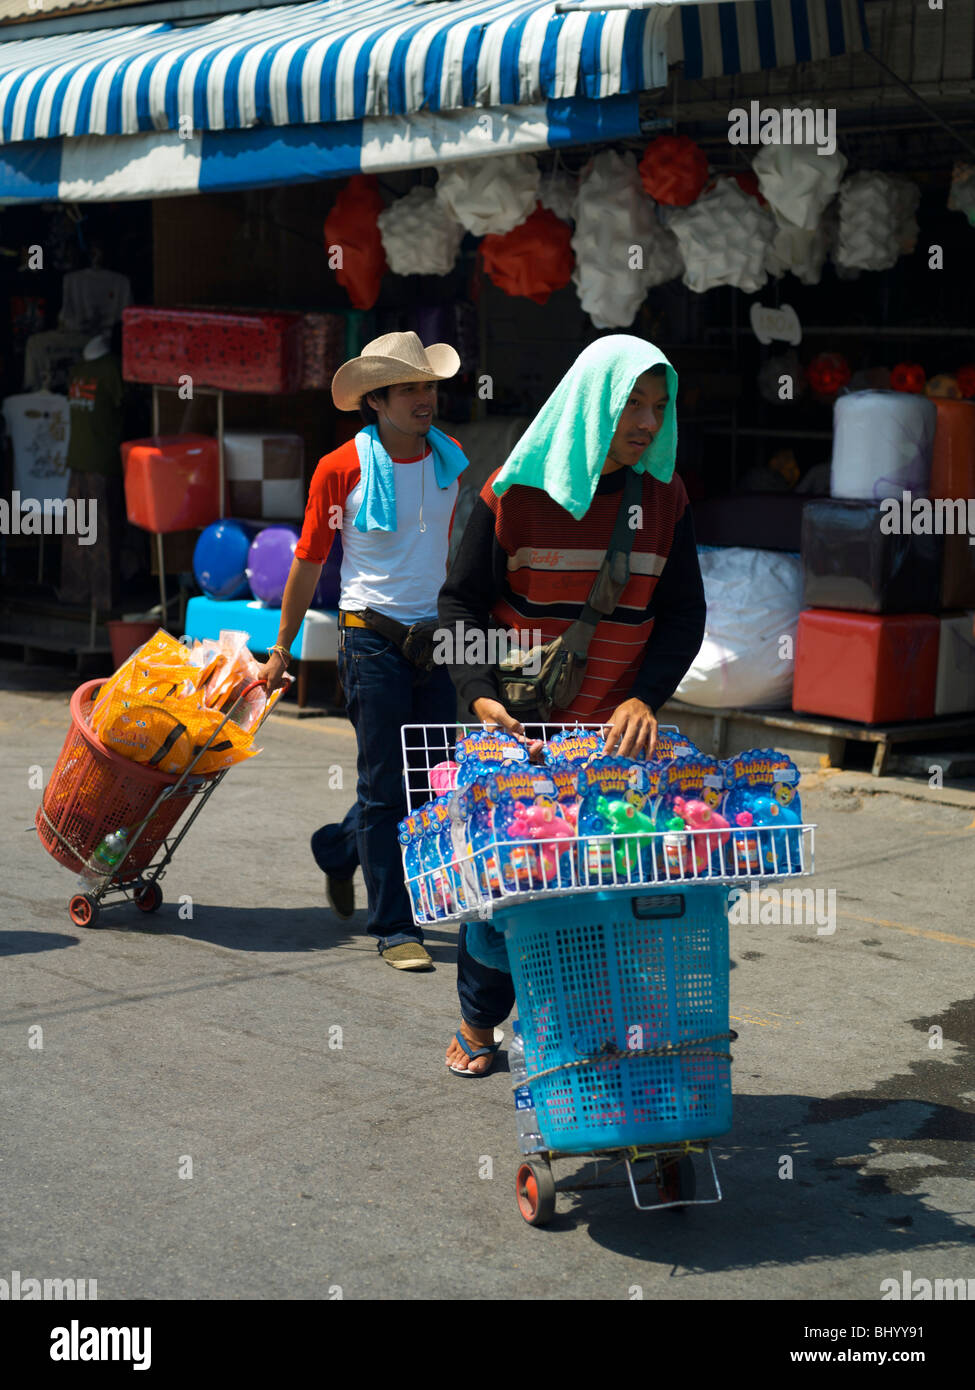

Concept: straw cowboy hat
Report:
left=331, top=330, right=461, bottom=412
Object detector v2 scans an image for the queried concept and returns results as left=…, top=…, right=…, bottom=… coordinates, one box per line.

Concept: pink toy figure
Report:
left=671, top=796, right=731, bottom=873
left=733, top=811, right=762, bottom=873
left=430, top=759, right=459, bottom=794
left=507, top=801, right=575, bottom=882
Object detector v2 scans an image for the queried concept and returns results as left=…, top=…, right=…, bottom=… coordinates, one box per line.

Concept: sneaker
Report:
left=326, top=874, right=356, bottom=920
left=381, top=941, right=433, bottom=971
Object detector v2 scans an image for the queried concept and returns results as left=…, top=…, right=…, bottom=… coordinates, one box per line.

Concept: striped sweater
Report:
left=438, top=465, right=706, bottom=723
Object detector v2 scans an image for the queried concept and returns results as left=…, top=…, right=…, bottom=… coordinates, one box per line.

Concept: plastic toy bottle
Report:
left=77, top=829, right=129, bottom=890
left=509, top=1019, right=543, bottom=1155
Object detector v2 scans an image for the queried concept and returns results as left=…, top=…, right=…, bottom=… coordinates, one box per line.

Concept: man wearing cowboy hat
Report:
left=258, top=332, right=467, bottom=970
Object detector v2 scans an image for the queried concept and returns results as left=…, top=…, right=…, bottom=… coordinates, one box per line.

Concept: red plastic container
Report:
left=930, top=399, right=975, bottom=501
left=793, top=610, right=939, bottom=724
left=122, top=307, right=304, bottom=394
left=123, top=434, right=220, bottom=533
left=36, top=680, right=218, bottom=882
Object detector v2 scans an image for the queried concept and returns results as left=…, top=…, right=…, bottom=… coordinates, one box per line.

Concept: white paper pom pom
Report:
left=571, top=150, right=670, bottom=329
left=667, top=178, right=775, bottom=294
left=538, top=169, right=577, bottom=223
left=765, top=221, right=829, bottom=285
left=377, top=186, right=465, bottom=276
left=834, top=172, right=907, bottom=272
left=435, top=154, right=540, bottom=236
left=752, top=145, right=846, bottom=231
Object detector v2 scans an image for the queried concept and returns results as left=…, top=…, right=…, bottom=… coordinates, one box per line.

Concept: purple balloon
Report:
left=246, top=525, right=299, bottom=606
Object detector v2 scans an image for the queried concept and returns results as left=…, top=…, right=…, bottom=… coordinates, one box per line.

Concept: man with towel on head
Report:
left=259, top=332, right=467, bottom=971
left=438, top=334, right=707, bottom=1074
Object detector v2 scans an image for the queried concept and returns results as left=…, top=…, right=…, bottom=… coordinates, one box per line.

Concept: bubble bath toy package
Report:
left=399, top=812, right=430, bottom=920
left=576, top=758, right=654, bottom=884
left=418, top=798, right=454, bottom=918
left=454, top=729, right=528, bottom=786
left=654, top=754, right=730, bottom=877
left=488, top=766, right=577, bottom=891
left=723, top=749, right=803, bottom=873
left=450, top=779, right=503, bottom=900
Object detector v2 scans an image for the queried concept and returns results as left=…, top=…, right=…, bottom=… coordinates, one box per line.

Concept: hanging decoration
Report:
left=667, top=177, right=775, bottom=295
left=806, top=352, right=851, bottom=399
left=377, top=186, right=465, bottom=277
left=948, top=162, right=975, bottom=227
left=323, top=175, right=387, bottom=310
left=757, top=350, right=806, bottom=405
left=537, top=170, right=577, bottom=223
left=435, top=154, right=540, bottom=236
left=834, top=172, right=917, bottom=273
left=925, top=374, right=962, bottom=400
left=571, top=151, right=679, bottom=329
left=637, top=134, right=710, bottom=207
left=890, top=362, right=927, bottom=394
left=892, top=177, right=921, bottom=254
left=765, top=222, right=830, bottom=285
left=480, top=205, right=574, bottom=305
left=752, top=145, right=846, bottom=231
left=956, top=364, right=975, bottom=398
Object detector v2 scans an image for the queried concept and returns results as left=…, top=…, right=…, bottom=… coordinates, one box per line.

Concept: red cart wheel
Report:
left=515, top=1160, right=556, bottom=1226
left=69, top=894, right=100, bottom=928
left=657, top=1155, right=696, bottom=1209
left=135, top=881, right=163, bottom=913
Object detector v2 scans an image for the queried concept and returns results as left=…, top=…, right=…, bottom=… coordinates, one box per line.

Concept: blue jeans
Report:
left=457, top=922, right=515, bottom=1028
left=311, top=624, right=457, bottom=947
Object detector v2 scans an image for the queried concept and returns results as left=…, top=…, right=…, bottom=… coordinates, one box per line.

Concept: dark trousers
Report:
left=310, top=624, right=457, bottom=946
left=457, top=922, right=516, bottom=1028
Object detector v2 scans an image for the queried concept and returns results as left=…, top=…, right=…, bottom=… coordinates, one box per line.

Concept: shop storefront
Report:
left=1, top=0, right=973, bottom=765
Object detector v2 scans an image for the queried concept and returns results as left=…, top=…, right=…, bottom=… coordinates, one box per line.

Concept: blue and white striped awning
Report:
left=0, top=0, right=868, bottom=202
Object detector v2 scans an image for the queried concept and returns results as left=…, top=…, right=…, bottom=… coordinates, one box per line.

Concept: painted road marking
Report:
left=841, top=911, right=975, bottom=949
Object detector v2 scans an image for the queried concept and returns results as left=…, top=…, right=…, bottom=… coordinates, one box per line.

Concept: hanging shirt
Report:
left=23, top=329, right=89, bottom=393
left=65, top=354, right=124, bottom=476
left=60, top=269, right=132, bottom=334
left=1, top=391, right=70, bottom=503
left=296, top=437, right=457, bottom=624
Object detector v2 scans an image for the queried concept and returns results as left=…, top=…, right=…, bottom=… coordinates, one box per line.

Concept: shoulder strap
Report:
left=561, top=468, right=644, bottom=656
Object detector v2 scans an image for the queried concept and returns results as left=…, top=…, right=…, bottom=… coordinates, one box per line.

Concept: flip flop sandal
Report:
left=448, top=1027, right=504, bottom=1078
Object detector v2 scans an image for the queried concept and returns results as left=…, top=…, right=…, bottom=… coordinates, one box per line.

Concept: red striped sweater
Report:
left=438, top=464, right=706, bottom=723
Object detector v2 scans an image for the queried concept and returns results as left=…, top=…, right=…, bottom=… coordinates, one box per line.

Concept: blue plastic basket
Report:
left=496, top=886, right=733, bottom=1155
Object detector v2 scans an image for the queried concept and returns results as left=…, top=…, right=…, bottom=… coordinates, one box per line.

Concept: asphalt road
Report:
left=2, top=677, right=974, bottom=1301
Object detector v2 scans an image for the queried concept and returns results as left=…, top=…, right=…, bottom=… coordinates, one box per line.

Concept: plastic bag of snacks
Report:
left=88, top=628, right=284, bottom=774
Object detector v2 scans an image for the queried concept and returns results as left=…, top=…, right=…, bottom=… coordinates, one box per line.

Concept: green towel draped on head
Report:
left=493, top=335, right=678, bottom=520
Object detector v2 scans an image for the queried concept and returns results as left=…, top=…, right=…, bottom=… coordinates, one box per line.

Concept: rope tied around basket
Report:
left=516, top=1032, right=736, bottom=1090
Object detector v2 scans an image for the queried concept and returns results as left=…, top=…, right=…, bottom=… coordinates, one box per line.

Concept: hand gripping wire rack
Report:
left=400, top=721, right=817, bottom=1226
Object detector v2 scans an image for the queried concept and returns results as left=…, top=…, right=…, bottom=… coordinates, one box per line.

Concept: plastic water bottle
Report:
left=77, top=829, right=129, bottom=891
left=510, top=1018, right=544, bottom=1155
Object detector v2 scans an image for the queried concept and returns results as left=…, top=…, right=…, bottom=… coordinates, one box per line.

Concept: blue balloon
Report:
left=193, top=519, right=261, bottom=600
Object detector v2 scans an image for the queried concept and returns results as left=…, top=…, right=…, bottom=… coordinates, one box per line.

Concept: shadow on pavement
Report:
left=0, top=930, right=80, bottom=956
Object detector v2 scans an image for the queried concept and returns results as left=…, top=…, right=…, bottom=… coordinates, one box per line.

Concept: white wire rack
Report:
left=400, top=723, right=817, bottom=925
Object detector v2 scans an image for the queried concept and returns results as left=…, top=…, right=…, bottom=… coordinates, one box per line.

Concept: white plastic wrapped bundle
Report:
left=752, top=145, right=846, bottom=231
left=834, top=172, right=907, bottom=273
left=830, top=390, right=937, bottom=501
left=377, top=186, right=465, bottom=276
left=667, top=178, right=775, bottom=294
left=571, top=150, right=665, bottom=328
left=435, top=154, right=539, bottom=236
left=675, top=548, right=802, bottom=709
left=538, top=169, right=577, bottom=223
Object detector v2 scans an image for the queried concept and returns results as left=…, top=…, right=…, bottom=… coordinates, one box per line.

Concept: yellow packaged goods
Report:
left=88, top=628, right=282, bottom=775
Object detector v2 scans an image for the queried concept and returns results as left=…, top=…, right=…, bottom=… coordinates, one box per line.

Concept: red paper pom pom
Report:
left=734, top=170, right=768, bottom=207
left=638, top=135, right=709, bottom=207
left=323, top=175, right=387, bottom=311
left=806, top=352, right=851, bottom=398
left=890, top=362, right=926, bottom=394
left=955, top=364, right=975, bottom=398
left=480, top=205, right=574, bottom=305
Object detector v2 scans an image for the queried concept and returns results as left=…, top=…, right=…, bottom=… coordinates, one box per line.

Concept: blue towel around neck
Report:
left=353, top=424, right=468, bottom=532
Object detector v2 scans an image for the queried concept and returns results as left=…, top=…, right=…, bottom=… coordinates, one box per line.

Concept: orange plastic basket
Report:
left=36, top=680, right=219, bottom=881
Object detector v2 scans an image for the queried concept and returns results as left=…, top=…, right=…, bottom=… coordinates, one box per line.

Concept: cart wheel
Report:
left=135, top=881, right=163, bottom=913
left=69, top=894, right=100, bottom=928
left=657, top=1155, right=696, bottom=1209
left=515, top=1160, right=556, bottom=1226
